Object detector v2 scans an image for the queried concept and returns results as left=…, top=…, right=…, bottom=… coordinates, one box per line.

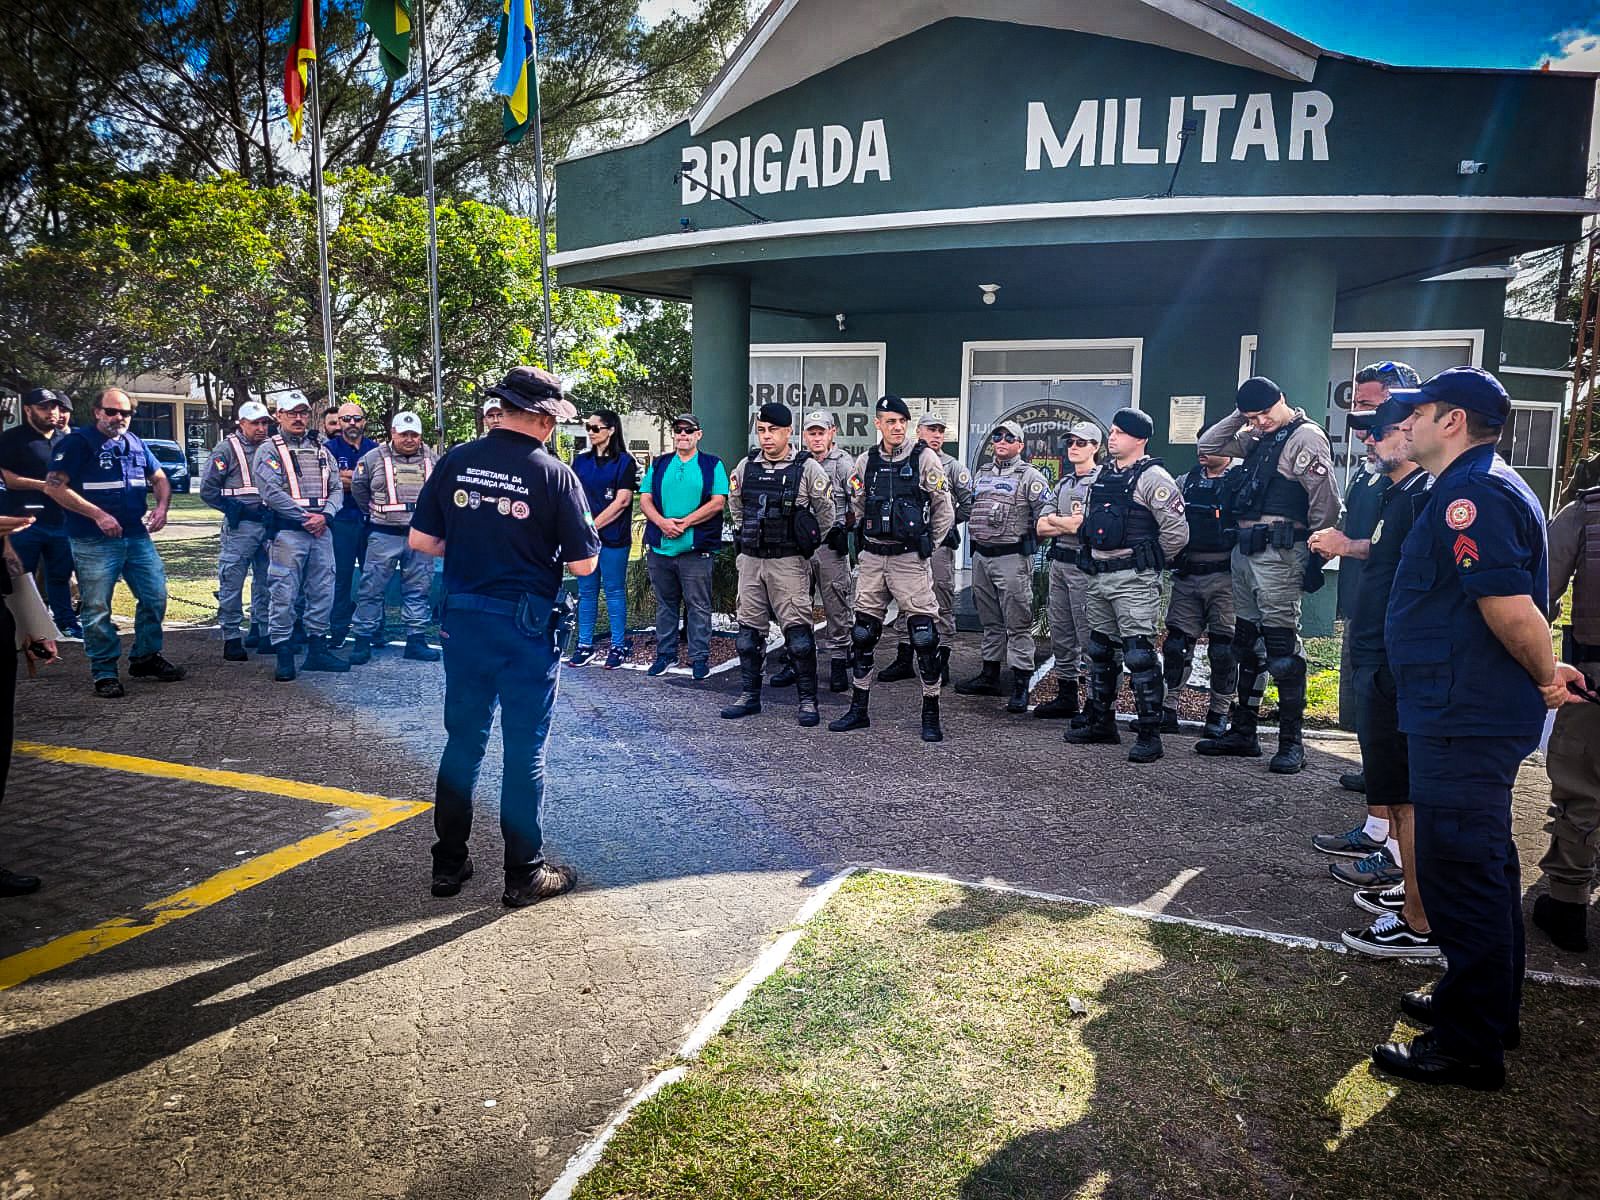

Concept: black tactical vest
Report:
left=739, top=452, right=815, bottom=557
left=862, top=442, right=932, bottom=549
left=1573, top=487, right=1600, bottom=645
left=1182, top=466, right=1236, bottom=553
left=1233, top=415, right=1311, bottom=524
left=1083, top=458, right=1161, bottom=552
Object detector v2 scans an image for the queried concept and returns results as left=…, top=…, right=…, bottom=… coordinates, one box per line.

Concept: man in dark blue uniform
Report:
left=409, top=366, right=600, bottom=908
left=325, top=401, right=378, bottom=645
left=1373, top=367, right=1582, bottom=1090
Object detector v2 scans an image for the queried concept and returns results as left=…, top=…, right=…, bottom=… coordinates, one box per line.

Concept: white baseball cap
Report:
left=803, top=411, right=835, bottom=430
left=482, top=396, right=503, bottom=413
left=236, top=401, right=269, bottom=422
left=275, top=395, right=310, bottom=413
left=391, top=411, right=423, bottom=434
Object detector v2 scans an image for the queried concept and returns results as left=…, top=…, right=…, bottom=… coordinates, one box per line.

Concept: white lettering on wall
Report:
left=786, top=128, right=818, bottom=189
left=680, top=146, right=708, bottom=203
left=1190, top=94, right=1237, bottom=163
left=1121, top=97, right=1159, bottom=165
left=821, top=125, right=853, bottom=187
left=1165, top=96, right=1186, bottom=162
left=1289, top=90, right=1333, bottom=161
left=753, top=133, right=783, bottom=193
left=1025, top=99, right=1098, bottom=169
left=1099, top=97, right=1119, bottom=168
left=680, top=120, right=893, bottom=204
left=709, top=140, right=737, bottom=198
left=1231, top=93, right=1279, bottom=161
left=854, top=119, right=892, bottom=183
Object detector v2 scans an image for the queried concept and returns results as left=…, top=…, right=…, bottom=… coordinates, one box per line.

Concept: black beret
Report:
left=1236, top=376, right=1283, bottom=413
left=756, top=402, right=793, bottom=428
left=875, top=395, right=911, bottom=418
left=1110, top=407, right=1153, bottom=440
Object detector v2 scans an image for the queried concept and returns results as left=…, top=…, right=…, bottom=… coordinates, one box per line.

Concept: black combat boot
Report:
left=721, top=646, right=763, bottom=719
left=828, top=687, right=871, bottom=732
left=769, top=650, right=797, bottom=688
left=1159, top=705, right=1180, bottom=733
left=274, top=643, right=298, bottom=682
left=829, top=658, right=850, bottom=693
left=794, top=650, right=820, bottom=728
left=404, top=635, right=441, bottom=662
left=348, top=636, right=373, bottom=666
left=290, top=620, right=309, bottom=649
left=1065, top=703, right=1120, bottom=744
left=223, top=637, right=248, bottom=662
left=1128, top=725, right=1164, bottom=763
left=1269, top=677, right=1307, bottom=775
left=877, top=643, right=915, bottom=682
left=1032, top=680, right=1079, bottom=719
left=921, top=695, right=944, bottom=742
left=301, top=635, right=351, bottom=673
left=955, top=659, right=1003, bottom=695
left=1532, top=895, right=1590, bottom=953
left=938, top=646, right=950, bottom=687
left=243, top=623, right=265, bottom=649
left=1006, top=667, right=1031, bottom=713
left=1201, top=707, right=1230, bottom=740
left=1195, top=704, right=1261, bottom=757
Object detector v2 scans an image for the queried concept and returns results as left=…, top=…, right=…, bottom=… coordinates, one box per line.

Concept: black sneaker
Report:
left=1352, top=883, right=1406, bottom=917
left=0, top=868, right=42, bottom=897
left=503, top=862, right=577, bottom=907
left=1340, top=770, right=1367, bottom=794
left=692, top=659, right=710, bottom=681
left=603, top=646, right=626, bottom=670
left=1371, top=1032, right=1504, bottom=1091
left=567, top=645, right=596, bottom=668
left=431, top=857, right=473, bottom=898
left=1342, top=913, right=1440, bottom=959
left=93, top=677, right=126, bottom=698
left=1313, top=825, right=1388, bottom=858
left=223, top=638, right=248, bottom=662
left=128, top=653, right=186, bottom=682
left=647, top=655, right=672, bottom=677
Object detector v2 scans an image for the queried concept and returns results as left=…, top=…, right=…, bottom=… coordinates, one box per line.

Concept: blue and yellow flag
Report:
left=493, top=0, right=536, bottom=144
left=361, top=0, right=412, bottom=83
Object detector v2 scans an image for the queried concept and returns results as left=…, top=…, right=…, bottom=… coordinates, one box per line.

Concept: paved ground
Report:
left=2, top=626, right=1594, bottom=1199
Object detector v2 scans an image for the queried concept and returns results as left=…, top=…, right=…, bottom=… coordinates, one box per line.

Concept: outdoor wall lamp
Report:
left=979, top=283, right=1000, bottom=306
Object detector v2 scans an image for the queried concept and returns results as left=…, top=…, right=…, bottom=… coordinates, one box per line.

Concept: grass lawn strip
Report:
left=568, top=871, right=1600, bottom=1200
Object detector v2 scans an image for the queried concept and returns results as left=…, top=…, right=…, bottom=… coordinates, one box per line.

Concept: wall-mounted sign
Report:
left=682, top=120, right=891, bottom=205
left=1168, top=395, right=1207, bottom=444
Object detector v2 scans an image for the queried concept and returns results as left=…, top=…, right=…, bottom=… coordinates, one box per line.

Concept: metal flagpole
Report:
left=415, top=0, right=446, bottom=442
left=308, top=58, right=338, bottom=409
left=529, top=36, right=556, bottom=370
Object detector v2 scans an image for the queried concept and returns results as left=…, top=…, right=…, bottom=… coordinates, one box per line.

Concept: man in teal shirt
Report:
left=639, top=413, right=729, bottom=678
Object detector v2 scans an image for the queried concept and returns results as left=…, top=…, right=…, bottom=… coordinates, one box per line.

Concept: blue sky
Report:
left=1230, top=0, right=1598, bottom=70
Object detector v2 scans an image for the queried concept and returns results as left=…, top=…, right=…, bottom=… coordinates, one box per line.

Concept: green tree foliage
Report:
left=615, top=296, right=692, bottom=427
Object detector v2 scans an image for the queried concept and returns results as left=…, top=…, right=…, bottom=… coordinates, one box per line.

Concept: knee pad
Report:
left=735, top=625, right=765, bottom=656
left=1207, top=638, right=1238, bottom=679
left=1122, top=636, right=1159, bottom=676
left=1262, top=626, right=1303, bottom=681
left=907, top=614, right=938, bottom=652
left=850, top=613, right=883, bottom=652
left=1088, top=630, right=1119, bottom=666
left=1231, top=618, right=1260, bottom=657
left=783, top=623, right=816, bottom=658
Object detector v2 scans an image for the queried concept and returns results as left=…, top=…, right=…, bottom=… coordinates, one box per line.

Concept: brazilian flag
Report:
left=362, top=0, right=412, bottom=83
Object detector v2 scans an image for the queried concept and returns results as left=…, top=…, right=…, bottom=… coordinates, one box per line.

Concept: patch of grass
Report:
left=574, top=873, right=1600, bottom=1200
left=110, top=534, right=224, bottom=624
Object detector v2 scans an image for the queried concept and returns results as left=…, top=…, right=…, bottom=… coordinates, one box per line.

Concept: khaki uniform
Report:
left=1083, top=459, right=1189, bottom=639
left=890, top=449, right=971, bottom=642
left=811, top=445, right=856, bottom=658
left=350, top=445, right=438, bottom=638
left=848, top=440, right=955, bottom=695
left=253, top=433, right=342, bottom=645
left=1541, top=491, right=1600, bottom=905
left=1040, top=466, right=1099, bottom=681
left=967, top=457, right=1049, bottom=671
left=200, top=433, right=271, bottom=640
left=728, top=448, right=835, bottom=630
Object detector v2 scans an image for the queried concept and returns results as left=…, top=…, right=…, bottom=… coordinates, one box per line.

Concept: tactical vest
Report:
left=862, top=442, right=932, bottom=551
left=739, top=452, right=816, bottom=557
left=271, top=435, right=330, bottom=508
left=371, top=448, right=432, bottom=521
left=1573, top=487, right=1600, bottom=645
left=1182, top=466, right=1235, bottom=554
left=1047, top=468, right=1098, bottom=559
left=219, top=435, right=261, bottom=500
left=1233, top=416, right=1311, bottom=524
left=1083, top=459, right=1161, bottom=552
left=968, top=464, right=1030, bottom=544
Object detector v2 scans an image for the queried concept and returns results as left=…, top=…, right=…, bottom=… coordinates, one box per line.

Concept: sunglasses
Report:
left=340, top=414, right=365, bottom=421
left=672, top=426, right=697, bottom=435
left=990, top=431, right=1021, bottom=444
left=99, top=408, right=133, bottom=417
left=1067, top=438, right=1095, bottom=448
left=584, top=423, right=607, bottom=433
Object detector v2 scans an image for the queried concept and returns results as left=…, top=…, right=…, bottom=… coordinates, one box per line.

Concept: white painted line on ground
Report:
left=541, top=1066, right=688, bottom=1200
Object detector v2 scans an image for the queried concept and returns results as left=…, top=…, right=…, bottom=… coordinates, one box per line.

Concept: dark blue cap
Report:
left=1388, top=366, right=1510, bottom=428
left=756, top=402, right=793, bottom=428
left=1110, top=407, right=1153, bottom=440
left=1348, top=397, right=1411, bottom=437
left=23, top=387, right=69, bottom=408
left=876, top=395, right=911, bottom=418
left=1235, top=376, right=1282, bottom=413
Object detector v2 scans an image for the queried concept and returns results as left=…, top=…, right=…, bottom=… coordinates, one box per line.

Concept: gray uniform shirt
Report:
left=816, top=445, right=855, bottom=530
left=849, top=439, right=956, bottom=544
left=352, top=445, right=439, bottom=530
left=200, top=434, right=268, bottom=512
left=1086, top=456, right=1189, bottom=562
left=967, top=456, right=1049, bottom=544
left=1196, top=408, right=1343, bottom=530
left=1549, top=497, right=1600, bottom=686
left=938, top=450, right=974, bottom=526
left=728, top=446, right=836, bottom=537
left=252, top=433, right=343, bottom=524
left=1038, top=465, right=1102, bottom=550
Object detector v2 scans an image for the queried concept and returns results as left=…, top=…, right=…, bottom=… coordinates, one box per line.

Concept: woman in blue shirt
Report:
left=569, top=409, right=638, bottom=668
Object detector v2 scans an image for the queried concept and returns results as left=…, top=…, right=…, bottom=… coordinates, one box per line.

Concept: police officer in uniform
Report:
left=955, top=420, right=1048, bottom=712
left=348, top=411, right=440, bottom=665
left=881, top=412, right=973, bottom=685
left=721, top=403, right=835, bottom=727
left=200, top=400, right=273, bottom=661
left=1034, top=421, right=1102, bottom=721
left=1371, top=366, right=1580, bottom=1089
left=254, top=396, right=350, bottom=681
left=830, top=395, right=955, bottom=741
left=1067, top=408, right=1189, bottom=762
left=805, top=411, right=858, bottom=692
left=409, top=366, right=600, bottom=907
left=1161, top=451, right=1239, bottom=738
left=1532, top=475, right=1600, bottom=954
left=1195, top=377, right=1341, bottom=773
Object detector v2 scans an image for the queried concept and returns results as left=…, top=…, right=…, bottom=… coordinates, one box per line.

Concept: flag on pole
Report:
left=362, top=0, right=412, bottom=83
left=283, top=0, right=319, bottom=143
left=493, top=0, right=536, bottom=145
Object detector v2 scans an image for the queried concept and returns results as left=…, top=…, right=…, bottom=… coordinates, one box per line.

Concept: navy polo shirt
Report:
left=572, top=449, right=639, bottom=549
left=0, top=423, right=65, bottom=527
left=411, top=429, right=600, bottom=602
left=327, top=435, right=377, bottom=521
left=1348, top=467, right=1429, bottom=667
left=48, top=428, right=162, bottom=539
left=1336, top=461, right=1389, bottom=619
left=1385, top=443, right=1548, bottom=741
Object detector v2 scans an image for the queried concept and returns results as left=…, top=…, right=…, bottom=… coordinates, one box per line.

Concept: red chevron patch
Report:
left=1453, top=533, right=1480, bottom=568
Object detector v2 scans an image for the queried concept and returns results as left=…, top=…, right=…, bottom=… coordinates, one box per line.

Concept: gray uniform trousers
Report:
left=1046, top=558, right=1091, bottom=681
left=1164, top=568, right=1237, bottom=711
left=1541, top=700, right=1600, bottom=905
left=810, top=544, right=854, bottom=657
left=888, top=543, right=957, bottom=642
left=216, top=518, right=271, bottom=638
left=973, top=550, right=1035, bottom=671
left=353, top=528, right=435, bottom=638
left=268, top=527, right=336, bottom=643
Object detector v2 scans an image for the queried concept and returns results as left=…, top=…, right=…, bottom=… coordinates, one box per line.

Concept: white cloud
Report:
left=1545, top=29, right=1600, bottom=175
left=637, top=0, right=697, bottom=27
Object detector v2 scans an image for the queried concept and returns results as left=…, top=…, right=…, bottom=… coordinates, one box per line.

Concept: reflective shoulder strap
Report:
left=272, top=436, right=305, bottom=503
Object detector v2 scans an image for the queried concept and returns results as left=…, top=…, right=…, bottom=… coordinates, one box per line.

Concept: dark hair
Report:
left=1429, top=402, right=1502, bottom=445
left=585, top=409, right=625, bottom=459
left=1355, top=360, right=1420, bottom=390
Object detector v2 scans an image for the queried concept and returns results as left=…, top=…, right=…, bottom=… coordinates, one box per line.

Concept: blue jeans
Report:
left=576, top=544, right=630, bottom=647
left=647, top=549, right=714, bottom=664
left=329, top=517, right=369, bottom=636
left=11, top=523, right=76, bottom=630
left=69, top=536, right=168, bottom=680
left=434, top=606, right=561, bottom=884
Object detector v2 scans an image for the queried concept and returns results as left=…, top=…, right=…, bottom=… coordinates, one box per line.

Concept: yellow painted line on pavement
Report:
left=0, top=745, right=431, bottom=992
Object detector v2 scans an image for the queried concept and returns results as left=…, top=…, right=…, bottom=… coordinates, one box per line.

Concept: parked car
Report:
left=146, top=438, right=191, bottom=493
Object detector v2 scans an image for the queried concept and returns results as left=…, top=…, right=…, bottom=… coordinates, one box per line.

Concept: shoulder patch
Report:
left=1444, top=498, right=1477, bottom=530
left=928, top=472, right=946, bottom=491
left=811, top=475, right=830, bottom=496
left=849, top=474, right=864, bottom=493
left=1293, top=449, right=1311, bottom=473
left=1153, top=485, right=1172, bottom=504
left=1028, top=479, right=1045, bottom=497
left=956, top=468, right=972, bottom=486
